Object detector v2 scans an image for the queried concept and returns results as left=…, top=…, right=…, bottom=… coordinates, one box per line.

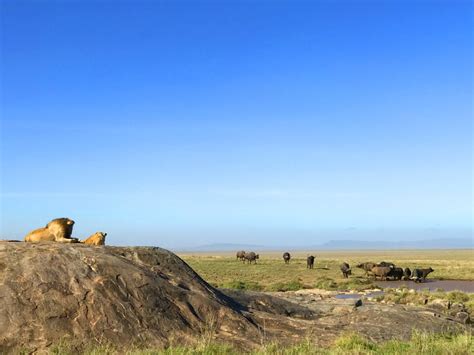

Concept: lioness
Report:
left=82, top=232, right=107, bottom=246
left=24, top=218, right=79, bottom=243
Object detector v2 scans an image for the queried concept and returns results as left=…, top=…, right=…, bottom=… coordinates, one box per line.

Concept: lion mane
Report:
left=24, top=218, right=79, bottom=243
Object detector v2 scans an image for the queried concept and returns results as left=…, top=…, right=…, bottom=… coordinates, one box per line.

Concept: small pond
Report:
left=374, top=279, right=474, bottom=293
left=335, top=280, right=474, bottom=300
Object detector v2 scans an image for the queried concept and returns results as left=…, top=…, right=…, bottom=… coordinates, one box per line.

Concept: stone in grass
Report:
left=455, top=312, right=471, bottom=324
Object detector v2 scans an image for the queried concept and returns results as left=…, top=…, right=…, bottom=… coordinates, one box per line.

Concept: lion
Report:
left=24, top=218, right=79, bottom=243
left=81, top=232, right=107, bottom=246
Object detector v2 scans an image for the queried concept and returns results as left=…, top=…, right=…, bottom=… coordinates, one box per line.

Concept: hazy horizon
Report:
left=1, top=1, right=472, bottom=247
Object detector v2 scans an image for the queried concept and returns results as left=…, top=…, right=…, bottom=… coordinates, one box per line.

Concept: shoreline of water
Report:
left=334, top=279, right=474, bottom=300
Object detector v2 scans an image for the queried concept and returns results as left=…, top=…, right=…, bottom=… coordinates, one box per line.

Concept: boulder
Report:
left=0, top=243, right=257, bottom=352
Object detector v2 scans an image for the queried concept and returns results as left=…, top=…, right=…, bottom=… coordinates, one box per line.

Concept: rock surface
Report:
left=0, top=242, right=470, bottom=353
left=0, top=243, right=257, bottom=352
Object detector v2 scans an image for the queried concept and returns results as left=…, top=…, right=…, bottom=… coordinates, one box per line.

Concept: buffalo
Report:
left=283, top=252, right=291, bottom=264
left=244, top=252, right=259, bottom=264
left=236, top=250, right=246, bottom=262
left=356, top=262, right=377, bottom=276
left=379, top=261, right=395, bottom=268
left=307, top=255, right=315, bottom=269
left=371, top=266, right=393, bottom=281
left=340, top=262, right=351, bottom=278
left=412, top=267, right=434, bottom=282
left=388, top=267, right=404, bottom=280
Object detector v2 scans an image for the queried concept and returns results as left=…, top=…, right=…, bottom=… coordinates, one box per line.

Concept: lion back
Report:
left=82, top=232, right=106, bottom=246
left=24, top=227, right=52, bottom=242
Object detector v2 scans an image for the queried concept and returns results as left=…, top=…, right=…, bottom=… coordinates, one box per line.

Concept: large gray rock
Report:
left=0, top=243, right=256, bottom=352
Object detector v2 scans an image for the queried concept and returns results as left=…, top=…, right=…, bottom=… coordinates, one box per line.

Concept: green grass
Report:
left=43, top=332, right=473, bottom=354
left=181, top=256, right=375, bottom=292
left=222, top=280, right=263, bottom=291
left=327, top=331, right=473, bottom=355
left=179, top=249, right=473, bottom=292
left=267, top=279, right=305, bottom=292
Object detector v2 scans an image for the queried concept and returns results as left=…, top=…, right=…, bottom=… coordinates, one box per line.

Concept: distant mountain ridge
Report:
left=185, top=238, right=472, bottom=251
left=318, top=238, right=472, bottom=250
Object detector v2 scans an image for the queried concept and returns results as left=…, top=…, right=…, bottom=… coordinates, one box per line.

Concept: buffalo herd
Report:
left=236, top=251, right=434, bottom=283
left=350, top=262, right=434, bottom=282
left=236, top=250, right=259, bottom=264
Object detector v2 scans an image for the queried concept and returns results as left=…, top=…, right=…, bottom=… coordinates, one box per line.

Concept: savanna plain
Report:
left=179, top=249, right=474, bottom=291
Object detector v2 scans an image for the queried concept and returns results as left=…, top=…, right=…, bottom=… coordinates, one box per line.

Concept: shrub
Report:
left=332, top=333, right=377, bottom=352
left=222, top=280, right=262, bottom=291
left=268, top=280, right=305, bottom=292
left=314, top=277, right=338, bottom=290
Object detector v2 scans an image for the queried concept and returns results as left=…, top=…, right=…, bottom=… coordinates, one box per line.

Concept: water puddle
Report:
left=335, top=291, right=384, bottom=299
left=374, top=280, right=474, bottom=293
left=335, top=280, right=473, bottom=300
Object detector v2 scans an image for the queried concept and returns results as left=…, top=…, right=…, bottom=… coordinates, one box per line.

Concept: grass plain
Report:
left=48, top=332, right=473, bottom=355
left=178, top=249, right=474, bottom=292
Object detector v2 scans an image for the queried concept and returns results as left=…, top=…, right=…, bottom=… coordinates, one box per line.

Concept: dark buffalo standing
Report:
left=244, top=252, right=259, bottom=264
left=388, top=267, right=404, bottom=280
left=412, top=267, right=434, bottom=282
left=236, top=250, right=246, bottom=262
left=371, top=266, right=393, bottom=281
left=379, top=261, right=395, bottom=268
left=403, top=268, right=412, bottom=280
left=283, top=252, right=291, bottom=264
left=356, top=262, right=377, bottom=276
left=307, top=255, right=315, bottom=269
left=340, top=262, right=351, bottom=278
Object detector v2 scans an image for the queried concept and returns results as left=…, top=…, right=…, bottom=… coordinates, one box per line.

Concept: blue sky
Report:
left=1, top=1, right=472, bottom=248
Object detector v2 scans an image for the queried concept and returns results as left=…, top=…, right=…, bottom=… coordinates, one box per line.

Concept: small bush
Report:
left=338, top=278, right=374, bottom=291
left=222, top=280, right=262, bottom=291
left=256, top=338, right=321, bottom=354
left=333, top=333, right=377, bottom=352
left=445, top=291, right=470, bottom=304
left=268, top=280, right=305, bottom=292
left=314, top=277, right=338, bottom=290
left=313, top=277, right=374, bottom=292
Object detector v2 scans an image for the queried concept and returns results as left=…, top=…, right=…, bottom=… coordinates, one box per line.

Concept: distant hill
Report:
left=186, top=238, right=472, bottom=251
left=317, top=238, right=473, bottom=250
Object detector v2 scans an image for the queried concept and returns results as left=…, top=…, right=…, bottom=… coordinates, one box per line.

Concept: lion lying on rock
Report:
left=81, top=232, right=107, bottom=246
left=24, top=218, right=79, bottom=243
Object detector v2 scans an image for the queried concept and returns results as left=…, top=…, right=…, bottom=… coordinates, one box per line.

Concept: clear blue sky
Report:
left=1, top=1, right=472, bottom=248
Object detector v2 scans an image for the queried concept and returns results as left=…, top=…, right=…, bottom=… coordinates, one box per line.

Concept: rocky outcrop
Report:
left=0, top=243, right=257, bottom=352
left=264, top=289, right=470, bottom=346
